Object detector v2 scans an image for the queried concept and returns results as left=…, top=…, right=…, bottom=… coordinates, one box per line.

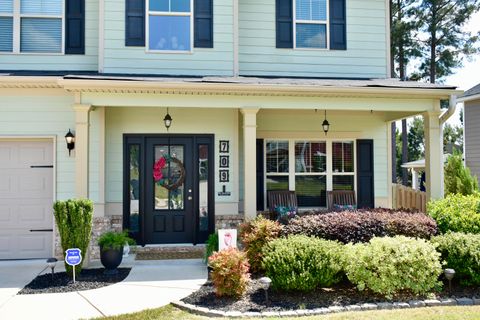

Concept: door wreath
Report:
left=153, top=154, right=186, bottom=191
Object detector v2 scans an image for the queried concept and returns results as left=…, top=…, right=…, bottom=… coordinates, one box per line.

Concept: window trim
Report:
left=0, top=0, right=65, bottom=55
left=264, top=139, right=356, bottom=209
left=293, top=0, right=330, bottom=50
left=145, top=0, right=194, bottom=54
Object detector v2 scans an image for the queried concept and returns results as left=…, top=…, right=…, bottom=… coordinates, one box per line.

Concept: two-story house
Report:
left=0, top=0, right=460, bottom=260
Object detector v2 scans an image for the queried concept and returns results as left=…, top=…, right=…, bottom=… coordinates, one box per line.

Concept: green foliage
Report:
left=204, top=232, right=218, bottom=263
left=98, top=231, right=135, bottom=251
left=239, top=216, right=282, bottom=273
left=432, top=232, right=480, bottom=286
left=343, top=236, right=442, bottom=298
left=427, top=194, right=480, bottom=234
left=444, top=151, right=479, bottom=196
left=53, top=199, right=93, bottom=276
left=208, top=248, right=250, bottom=297
left=262, top=235, right=344, bottom=292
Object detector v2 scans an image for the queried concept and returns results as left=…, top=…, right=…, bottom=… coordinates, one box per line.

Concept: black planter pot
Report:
left=100, top=245, right=123, bottom=275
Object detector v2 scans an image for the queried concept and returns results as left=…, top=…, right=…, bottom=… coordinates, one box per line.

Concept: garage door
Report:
left=0, top=141, right=54, bottom=259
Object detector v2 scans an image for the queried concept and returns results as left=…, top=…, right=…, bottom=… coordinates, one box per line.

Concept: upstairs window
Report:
left=294, top=0, right=328, bottom=49
left=147, top=0, right=192, bottom=52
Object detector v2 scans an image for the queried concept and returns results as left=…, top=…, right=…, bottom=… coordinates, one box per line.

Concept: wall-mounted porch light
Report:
left=322, top=110, right=330, bottom=135
left=65, top=129, right=75, bottom=156
left=164, top=107, right=173, bottom=131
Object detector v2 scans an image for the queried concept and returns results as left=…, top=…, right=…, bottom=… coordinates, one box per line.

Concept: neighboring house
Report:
left=461, top=83, right=480, bottom=183
left=0, top=0, right=460, bottom=260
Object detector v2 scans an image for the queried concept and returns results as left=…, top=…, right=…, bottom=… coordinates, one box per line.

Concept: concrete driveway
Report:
left=0, top=258, right=207, bottom=320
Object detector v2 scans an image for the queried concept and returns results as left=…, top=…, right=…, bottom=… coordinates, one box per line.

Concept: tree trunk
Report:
left=430, top=4, right=437, bottom=84
left=389, top=0, right=395, bottom=77
left=402, top=119, right=408, bottom=185
left=391, top=122, right=397, bottom=183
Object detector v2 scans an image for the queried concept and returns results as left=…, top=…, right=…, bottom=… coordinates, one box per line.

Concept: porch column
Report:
left=73, top=104, right=92, bottom=199
left=241, top=108, right=259, bottom=220
left=412, top=169, right=419, bottom=190
left=423, top=111, right=443, bottom=200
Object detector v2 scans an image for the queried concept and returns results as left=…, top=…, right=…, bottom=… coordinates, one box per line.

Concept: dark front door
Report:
left=145, top=137, right=194, bottom=244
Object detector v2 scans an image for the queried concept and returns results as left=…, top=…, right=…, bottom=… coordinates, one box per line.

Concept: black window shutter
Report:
left=256, top=139, right=265, bottom=211
left=276, top=0, right=293, bottom=48
left=125, top=0, right=145, bottom=46
left=194, top=0, right=213, bottom=48
left=329, top=0, right=346, bottom=50
left=357, top=140, right=374, bottom=208
left=65, top=0, right=85, bottom=54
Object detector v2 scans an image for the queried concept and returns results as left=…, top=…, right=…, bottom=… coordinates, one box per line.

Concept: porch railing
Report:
left=392, top=183, right=427, bottom=212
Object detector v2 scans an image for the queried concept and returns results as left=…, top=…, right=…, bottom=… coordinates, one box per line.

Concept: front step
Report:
left=135, top=245, right=205, bottom=260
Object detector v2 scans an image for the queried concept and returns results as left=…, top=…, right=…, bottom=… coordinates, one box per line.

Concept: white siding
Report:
left=464, top=100, right=480, bottom=184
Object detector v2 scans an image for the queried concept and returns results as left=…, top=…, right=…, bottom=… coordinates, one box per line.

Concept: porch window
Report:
left=147, top=0, right=192, bottom=52
left=264, top=139, right=355, bottom=208
left=294, top=0, right=328, bottom=49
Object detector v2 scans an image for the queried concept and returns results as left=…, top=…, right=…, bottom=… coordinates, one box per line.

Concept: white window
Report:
left=294, top=0, right=329, bottom=49
left=147, top=0, right=193, bottom=52
left=0, top=0, right=64, bottom=53
left=265, top=140, right=355, bottom=208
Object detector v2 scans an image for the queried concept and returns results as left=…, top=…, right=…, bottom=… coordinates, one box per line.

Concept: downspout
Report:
left=439, top=95, right=458, bottom=125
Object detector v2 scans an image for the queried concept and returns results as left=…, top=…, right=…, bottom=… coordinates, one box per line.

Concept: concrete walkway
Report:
left=0, top=257, right=207, bottom=320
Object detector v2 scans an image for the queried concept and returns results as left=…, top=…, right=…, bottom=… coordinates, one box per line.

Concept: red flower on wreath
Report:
left=153, top=157, right=167, bottom=182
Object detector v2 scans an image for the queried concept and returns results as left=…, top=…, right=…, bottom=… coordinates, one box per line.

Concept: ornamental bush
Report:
left=444, top=151, right=479, bottom=196
left=282, top=208, right=437, bottom=243
left=427, top=194, right=480, bottom=234
left=239, top=216, right=282, bottom=273
left=431, top=232, right=480, bottom=286
left=262, top=235, right=344, bottom=292
left=53, top=199, right=93, bottom=276
left=343, top=236, right=442, bottom=298
left=208, top=248, right=250, bottom=297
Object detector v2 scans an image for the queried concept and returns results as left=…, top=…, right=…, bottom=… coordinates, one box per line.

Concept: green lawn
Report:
left=97, top=304, right=480, bottom=320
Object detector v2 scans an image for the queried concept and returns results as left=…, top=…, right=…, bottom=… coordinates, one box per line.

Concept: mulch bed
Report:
left=182, top=277, right=480, bottom=313
left=19, top=268, right=131, bottom=295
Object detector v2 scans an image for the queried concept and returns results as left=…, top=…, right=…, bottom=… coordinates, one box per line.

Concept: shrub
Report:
left=431, top=232, right=480, bottom=286
left=208, top=248, right=250, bottom=297
left=444, top=151, right=479, bottom=196
left=239, top=216, right=282, bottom=273
left=204, top=232, right=218, bottom=263
left=427, top=194, right=480, bottom=234
left=343, top=236, right=442, bottom=298
left=53, top=199, right=93, bottom=276
left=262, top=235, right=343, bottom=292
left=282, top=208, right=437, bottom=243
left=98, top=231, right=135, bottom=251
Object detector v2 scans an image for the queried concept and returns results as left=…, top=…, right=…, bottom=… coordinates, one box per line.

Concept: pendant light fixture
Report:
left=163, top=107, right=173, bottom=131
left=322, top=110, right=330, bottom=135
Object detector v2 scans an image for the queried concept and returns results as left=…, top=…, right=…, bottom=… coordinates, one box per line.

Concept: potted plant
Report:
left=98, top=231, right=135, bottom=274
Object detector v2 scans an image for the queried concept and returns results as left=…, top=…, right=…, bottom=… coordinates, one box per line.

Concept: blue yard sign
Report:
left=65, top=248, right=82, bottom=283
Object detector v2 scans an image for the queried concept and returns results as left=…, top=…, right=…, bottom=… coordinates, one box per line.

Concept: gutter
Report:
left=439, top=95, right=458, bottom=125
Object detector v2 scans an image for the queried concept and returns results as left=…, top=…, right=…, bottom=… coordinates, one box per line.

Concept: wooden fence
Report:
left=392, top=183, right=427, bottom=212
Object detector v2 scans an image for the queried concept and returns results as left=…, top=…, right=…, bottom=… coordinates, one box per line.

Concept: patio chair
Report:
left=327, top=190, right=357, bottom=211
left=267, top=190, right=298, bottom=220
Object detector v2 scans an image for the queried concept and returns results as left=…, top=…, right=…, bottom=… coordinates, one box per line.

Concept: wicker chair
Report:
left=327, top=190, right=357, bottom=211
left=267, top=190, right=298, bottom=220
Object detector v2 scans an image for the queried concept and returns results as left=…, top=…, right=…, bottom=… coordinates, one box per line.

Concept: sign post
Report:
left=65, top=248, right=82, bottom=283
left=218, top=229, right=237, bottom=251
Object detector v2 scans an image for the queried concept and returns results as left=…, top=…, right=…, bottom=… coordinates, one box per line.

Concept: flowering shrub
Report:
left=343, top=236, right=442, bottom=298
left=208, top=248, right=250, bottom=297
left=262, top=235, right=343, bottom=292
left=431, top=232, right=480, bottom=286
left=239, top=216, right=282, bottom=273
left=282, top=208, right=437, bottom=243
left=428, top=194, right=480, bottom=234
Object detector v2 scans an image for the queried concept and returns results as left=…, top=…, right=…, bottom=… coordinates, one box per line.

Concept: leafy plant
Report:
left=262, top=235, right=344, bottom=292
left=283, top=208, right=437, bottom=243
left=204, top=232, right=218, bottom=263
left=208, top=248, right=250, bottom=297
left=98, top=231, right=135, bottom=251
left=427, top=194, right=480, bottom=234
left=431, top=232, right=480, bottom=286
left=444, top=151, right=479, bottom=196
left=53, top=199, right=93, bottom=276
left=239, top=216, right=282, bottom=273
left=343, top=236, right=442, bottom=298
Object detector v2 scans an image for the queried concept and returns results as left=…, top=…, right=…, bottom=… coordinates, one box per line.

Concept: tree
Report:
left=444, top=150, right=479, bottom=195
left=416, top=0, right=480, bottom=83
left=408, top=117, right=425, bottom=162
left=444, top=123, right=464, bottom=151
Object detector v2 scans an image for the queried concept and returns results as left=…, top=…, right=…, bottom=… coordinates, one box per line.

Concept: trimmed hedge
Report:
left=427, top=194, right=480, bottom=234
left=282, top=208, right=437, bottom=243
left=262, top=235, right=343, bottom=292
left=431, top=232, right=480, bottom=286
left=344, top=236, right=442, bottom=298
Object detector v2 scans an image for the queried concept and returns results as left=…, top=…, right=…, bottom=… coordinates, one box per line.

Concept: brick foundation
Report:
left=215, top=214, right=244, bottom=230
